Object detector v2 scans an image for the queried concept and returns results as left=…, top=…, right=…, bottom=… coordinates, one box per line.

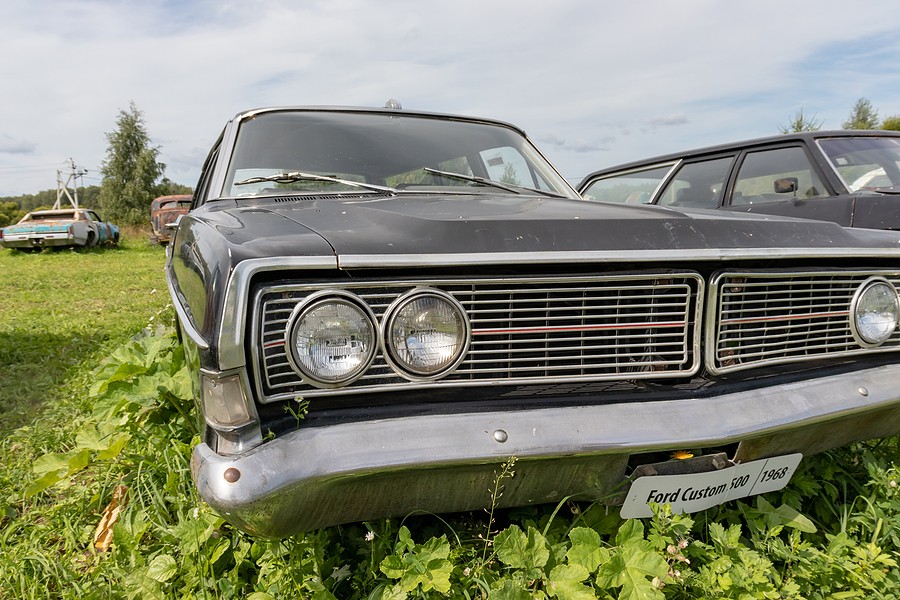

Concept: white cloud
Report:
left=1, top=0, right=899, bottom=194
left=0, top=134, right=37, bottom=155
left=648, top=114, right=689, bottom=129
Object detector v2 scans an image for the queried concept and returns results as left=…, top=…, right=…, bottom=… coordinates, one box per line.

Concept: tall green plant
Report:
left=4, top=324, right=899, bottom=598
left=98, top=101, right=166, bottom=226
left=843, top=97, right=880, bottom=130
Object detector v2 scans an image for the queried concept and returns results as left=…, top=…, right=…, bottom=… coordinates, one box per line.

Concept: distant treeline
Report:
left=0, top=186, right=104, bottom=227
left=0, top=182, right=191, bottom=228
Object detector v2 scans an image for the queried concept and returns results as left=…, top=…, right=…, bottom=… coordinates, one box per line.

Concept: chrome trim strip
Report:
left=588, top=160, right=680, bottom=182
left=337, top=247, right=900, bottom=269
left=225, top=256, right=900, bottom=373
left=165, top=260, right=209, bottom=350
left=650, top=159, right=683, bottom=202
left=258, top=373, right=685, bottom=402
left=219, top=256, right=339, bottom=371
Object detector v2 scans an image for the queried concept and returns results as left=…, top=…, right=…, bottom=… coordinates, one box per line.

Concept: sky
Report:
left=1, top=0, right=900, bottom=197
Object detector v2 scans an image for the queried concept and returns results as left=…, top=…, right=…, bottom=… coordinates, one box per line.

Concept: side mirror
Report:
left=165, top=215, right=185, bottom=231
left=774, top=177, right=799, bottom=194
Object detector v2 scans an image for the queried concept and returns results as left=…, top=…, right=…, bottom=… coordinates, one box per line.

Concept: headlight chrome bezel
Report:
left=382, top=288, right=471, bottom=380
left=285, top=290, right=379, bottom=388
left=850, top=277, right=900, bottom=348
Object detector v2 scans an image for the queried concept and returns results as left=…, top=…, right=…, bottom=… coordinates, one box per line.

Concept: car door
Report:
left=720, top=145, right=855, bottom=226
left=655, top=155, right=736, bottom=209
left=85, top=210, right=109, bottom=243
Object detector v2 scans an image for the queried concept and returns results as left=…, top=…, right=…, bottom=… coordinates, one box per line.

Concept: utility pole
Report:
left=53, top=159, right=87, bottom=209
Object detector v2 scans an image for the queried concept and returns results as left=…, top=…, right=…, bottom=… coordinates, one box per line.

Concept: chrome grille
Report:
left=253, top=273, right=702, bottom=402
left=709, top=270, right=900, bottom=374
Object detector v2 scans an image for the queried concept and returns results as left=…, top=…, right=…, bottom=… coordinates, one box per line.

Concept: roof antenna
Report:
left=384, top=98, right=402, bottom=110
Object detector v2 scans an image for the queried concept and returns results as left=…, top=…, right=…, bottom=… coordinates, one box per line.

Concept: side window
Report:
left=580, top=163, right=675, bottom=204
left=194, top=131, right=224, bottom=206
left=195, top=147, right=219, bottom=204
left=657, top=157, right=733, bottom=209
left=732, top=147, right=827, bottom=205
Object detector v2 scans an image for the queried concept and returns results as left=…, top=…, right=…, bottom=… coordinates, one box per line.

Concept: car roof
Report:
left=228, top=105, right=529, bottom=138
left=579, top=129, right=900, bottom=184
left=30, top=208, right=85, bottom=215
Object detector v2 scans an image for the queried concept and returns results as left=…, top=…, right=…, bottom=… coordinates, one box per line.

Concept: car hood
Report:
left=199, top=193, right=900, bottom=258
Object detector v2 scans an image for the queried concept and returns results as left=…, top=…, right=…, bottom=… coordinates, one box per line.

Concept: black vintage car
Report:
left=168, top=106, right=900, bottom=537
left=578, top=130, right=900, bottom=230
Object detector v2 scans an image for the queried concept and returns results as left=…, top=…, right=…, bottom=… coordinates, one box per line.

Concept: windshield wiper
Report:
left=423, top=167, right=570, bottom=198
left=423, top=167, right=520, bottom=194
left=522, top=186, right=568, bottom=198
left=234, top=171, right=397, bottom=194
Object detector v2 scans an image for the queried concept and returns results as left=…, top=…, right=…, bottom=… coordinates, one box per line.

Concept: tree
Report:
left=881, top=115, right=900, bottom=131
left=842, top=97, right=879, bottom=130
left=778, top=108, right=822, bottom=133
left=98, top=102, right=166, bottom=226
left=0, top=201, right=24, bottom=227
left=12, top=190, right=56, bottom=212
left=158, top=178, right=193, bottom=196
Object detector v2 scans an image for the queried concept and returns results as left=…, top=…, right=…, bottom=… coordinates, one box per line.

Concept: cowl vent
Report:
left=271, top=192, right=393, bottom=203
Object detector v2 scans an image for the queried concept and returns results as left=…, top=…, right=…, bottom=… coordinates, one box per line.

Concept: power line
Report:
left=0, top=162, right=72, bottom=172
left=53, top=159, right=88, bottom=209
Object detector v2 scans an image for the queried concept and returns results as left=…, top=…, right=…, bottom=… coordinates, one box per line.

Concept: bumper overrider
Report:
left=192, top=362, right=900, bottom=537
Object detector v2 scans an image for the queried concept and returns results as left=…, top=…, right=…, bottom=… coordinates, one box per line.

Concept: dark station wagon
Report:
left=167, top=107, right=900, bottom=537
left=578, top=130, right=900, bottom=230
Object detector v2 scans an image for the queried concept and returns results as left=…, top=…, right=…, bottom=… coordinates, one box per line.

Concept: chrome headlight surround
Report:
left=382, top=288, right=470, bottom=380
left=285, top=291, right=378, bottom=388
left=850, top=277, right=900, bottom=347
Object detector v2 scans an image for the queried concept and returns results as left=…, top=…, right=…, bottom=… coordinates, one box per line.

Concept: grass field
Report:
left=0, top=236, right=897, bottom=599
left=0, top=234, right=170, bottom=433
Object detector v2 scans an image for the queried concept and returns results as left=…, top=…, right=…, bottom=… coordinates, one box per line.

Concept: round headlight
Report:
left=384, top=289, right=469, bottom=378
left=287, top=293, right=377, bottom=386
left=851, top=278, right=899, bottom=347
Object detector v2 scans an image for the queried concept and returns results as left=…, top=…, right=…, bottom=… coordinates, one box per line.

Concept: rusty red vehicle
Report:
left=150, top=194, right=192, bottom=244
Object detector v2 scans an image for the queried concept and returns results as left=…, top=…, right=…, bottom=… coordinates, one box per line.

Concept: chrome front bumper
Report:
left=192, top=362, right=900, bottom=537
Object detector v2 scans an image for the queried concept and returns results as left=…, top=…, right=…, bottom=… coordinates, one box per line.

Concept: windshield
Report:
left=25, top=211, right=77, bottom=221
left=817, top=136, right=900, bottom=192
left=221, top=111, right=579, bottom=199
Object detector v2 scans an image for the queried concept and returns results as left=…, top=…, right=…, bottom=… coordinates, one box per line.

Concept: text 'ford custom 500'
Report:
left=167, top=105, right=900, bottom=537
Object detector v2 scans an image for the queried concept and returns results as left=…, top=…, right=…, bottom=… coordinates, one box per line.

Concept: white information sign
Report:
left=620, top=453, right=803, bottom=518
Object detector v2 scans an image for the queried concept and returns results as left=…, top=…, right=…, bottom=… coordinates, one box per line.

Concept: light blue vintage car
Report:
left=0, top=208, right=120, bottom=249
